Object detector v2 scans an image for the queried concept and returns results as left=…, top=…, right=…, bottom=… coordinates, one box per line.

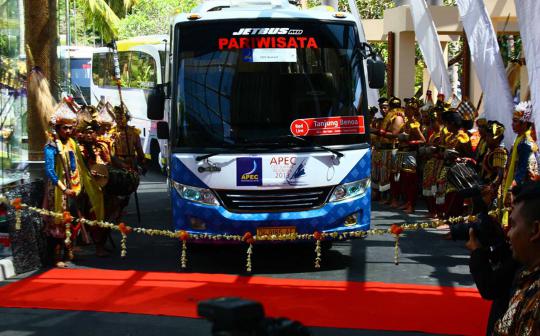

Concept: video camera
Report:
left=198, top=297, right=311, bottom=336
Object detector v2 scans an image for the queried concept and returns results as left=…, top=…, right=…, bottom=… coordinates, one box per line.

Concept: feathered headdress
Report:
left=514, top=101, right=533, bottom=123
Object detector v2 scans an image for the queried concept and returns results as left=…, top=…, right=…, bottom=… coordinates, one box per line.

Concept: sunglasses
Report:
left=60, top=125, right=74, bottom=130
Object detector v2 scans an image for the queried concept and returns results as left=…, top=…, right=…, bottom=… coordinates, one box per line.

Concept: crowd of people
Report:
left=370, top=91, right=538, bottom=218
left=370, top=92, right=540, bottom=335
left=34, top=68, right=146, bottom=268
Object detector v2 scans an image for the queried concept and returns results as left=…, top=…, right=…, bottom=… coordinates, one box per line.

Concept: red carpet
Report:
left=0, top=269, right=489, bottom=335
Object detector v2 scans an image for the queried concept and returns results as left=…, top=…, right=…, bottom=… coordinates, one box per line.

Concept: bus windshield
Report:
left=173, top=20, right=368, bottom=151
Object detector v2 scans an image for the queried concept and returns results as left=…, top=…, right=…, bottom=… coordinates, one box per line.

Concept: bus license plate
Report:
left=256, top=226, right=296, bottom=238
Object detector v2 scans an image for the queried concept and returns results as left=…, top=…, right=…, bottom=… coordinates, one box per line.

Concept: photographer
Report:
left=493, top=181, right=540, bottom=335
left=455, top=186, right=520, bottom=335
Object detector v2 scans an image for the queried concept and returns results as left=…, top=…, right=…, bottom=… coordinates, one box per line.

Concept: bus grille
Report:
left=215, top=187, right=333, bottom=212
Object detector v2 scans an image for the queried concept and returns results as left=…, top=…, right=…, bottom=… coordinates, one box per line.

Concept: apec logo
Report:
left=237, top=158, right=263, bottom=186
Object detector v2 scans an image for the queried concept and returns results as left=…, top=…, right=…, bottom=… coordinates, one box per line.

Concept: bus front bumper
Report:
left=171, top=190, right=371, bottom=241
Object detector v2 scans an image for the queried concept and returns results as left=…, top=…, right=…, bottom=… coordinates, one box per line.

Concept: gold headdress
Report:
left=488, top=121, right=505, bottom=140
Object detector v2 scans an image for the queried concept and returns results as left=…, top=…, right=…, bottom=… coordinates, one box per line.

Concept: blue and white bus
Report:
left=148, top=0, right=384, bottom=241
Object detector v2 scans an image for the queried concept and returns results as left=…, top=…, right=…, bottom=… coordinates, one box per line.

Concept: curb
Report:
left=0, top=256, right=15, bottom=281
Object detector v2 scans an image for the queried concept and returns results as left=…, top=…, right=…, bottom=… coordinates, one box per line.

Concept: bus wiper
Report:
left=253, top=135, right=345, bottom=158
left=195, top=135, right=344, bottom=162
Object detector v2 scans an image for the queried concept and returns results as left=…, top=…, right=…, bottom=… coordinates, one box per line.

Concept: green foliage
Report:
left=306, top=0, right=394, bottom=19
left=117, top=0, right=188, bottom=39
left=0, top=34, right=8, bottom=56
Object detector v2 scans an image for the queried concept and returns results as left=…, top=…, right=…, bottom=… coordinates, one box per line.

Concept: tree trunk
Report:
left=23, top=0, right=57, bottom=167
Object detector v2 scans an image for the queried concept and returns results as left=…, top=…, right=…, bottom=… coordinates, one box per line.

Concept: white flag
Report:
left=515, top=0, right=540, bottom=142
left=456, top=0, right=515, bottom=147
left=409, top=0, right=452, bottom=98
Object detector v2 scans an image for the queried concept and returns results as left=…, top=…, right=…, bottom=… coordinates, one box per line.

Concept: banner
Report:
left=515, top=0, right=540, bottom=142
left=456, top=0, right=515, bottom=147
left=409, top=0, right=453, bottom=98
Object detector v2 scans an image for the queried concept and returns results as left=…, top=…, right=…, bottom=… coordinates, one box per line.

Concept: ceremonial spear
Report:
left=109, top=40, right=142, bottom=224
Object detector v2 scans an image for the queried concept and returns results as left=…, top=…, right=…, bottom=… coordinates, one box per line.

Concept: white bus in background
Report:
left=90, top=35, right=168, bottom=170
left=58, top=46, right=93, bottom=105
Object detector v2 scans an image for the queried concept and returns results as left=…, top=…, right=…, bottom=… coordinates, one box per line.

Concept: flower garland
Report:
left=243, top=232, right=254, bottom=272
left=10, top=198, right=22, bottom=230
left=12, top=201, right=506, bottom=271
left=313, top=231, right=323, bottom=269
left=178, top=230, right=189, bottom=269
left=390, top=224, right=405, bottom=265
left=118, top=223, right=132, bottom=258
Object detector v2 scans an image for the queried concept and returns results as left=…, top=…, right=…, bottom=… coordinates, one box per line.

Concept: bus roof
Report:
left=172, top=0, right=357, bottom=27
left=116, top=35, right=169, bottom=51
left=58, top=46, right=94, bottom=59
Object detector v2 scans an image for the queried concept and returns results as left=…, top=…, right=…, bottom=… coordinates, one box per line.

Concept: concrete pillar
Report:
left=393, top=31, right=415, bottom=99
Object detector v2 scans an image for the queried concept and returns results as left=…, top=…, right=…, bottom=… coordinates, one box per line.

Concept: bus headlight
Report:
left=172, top=181, right=219, bottom=206
left=329, top=178, right=371, bottom=202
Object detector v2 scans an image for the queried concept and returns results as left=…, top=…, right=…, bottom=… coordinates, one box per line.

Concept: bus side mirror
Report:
left=157, top=121, right=169, bottom=140
left=367, top=58, right=386, bottom=89
left=147, top=84, right=166, bottom=120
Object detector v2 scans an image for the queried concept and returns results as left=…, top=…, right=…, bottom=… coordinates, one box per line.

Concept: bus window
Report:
left=129, top=51, right=157, bottom=89
left=92, top=51, right=157, bottom=89
left=92, top=52, right=113, bottom=87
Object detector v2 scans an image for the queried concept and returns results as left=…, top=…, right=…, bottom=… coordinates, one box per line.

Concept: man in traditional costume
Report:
left=480, top=121, right=507, bottom=209
left=501, top=102, right=540, bottom=225
left=474, top=118, right=489, bottom=169
left=108, top=105, right=145, bottom=221
left=111, top=105, right=146, bottom=172
left=395, top=98, right=426, bottom=213
left=78, top=119, right=110, bottom=256
left=436, top=108, right=473, bottom=218
left=421, top=104, right=444, bottom=217
left=370, top=97, right=388, bottom=200
left=372, top=97, right=406, bottom=204
left=43, top=103, right=82, bottom=267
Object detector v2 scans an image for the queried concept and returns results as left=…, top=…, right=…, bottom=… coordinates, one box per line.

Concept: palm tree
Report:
left=79, top=0, right=137, bottom=42
left=23, top=0, right=57, bottom=165
left=23, top=0, right=136, bottom=169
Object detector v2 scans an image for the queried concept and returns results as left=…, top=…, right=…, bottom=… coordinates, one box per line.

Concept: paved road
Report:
left=0, top=171, right=472, bottom=335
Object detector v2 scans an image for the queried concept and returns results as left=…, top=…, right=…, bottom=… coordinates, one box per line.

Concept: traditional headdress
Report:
left=378, top=97, right=388, bottom=106
left=97, top=103, right=115, bottom=126
left=389, top=96, right=401, bottom=109
left=513, top=101, right=533, bottom=123
left=78, top=119, right=100, bottom=132
left=405, top=97, right=420, bottom=110
left=476, top=117, right=488, bottom=129
left=113, top=104, right=131, bottom=123
left=441, top=108, right=462, bottom=127
left=487, top=120, right=505, bottom=140
left=456, top=100, right=475, bottom=122
left=51, top=102, right=77, bottom=126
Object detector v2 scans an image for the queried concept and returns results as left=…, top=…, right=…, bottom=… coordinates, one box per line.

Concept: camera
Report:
left=450, top=212, right=506, bottom=249
left=198, top=297, right=311, bottom=336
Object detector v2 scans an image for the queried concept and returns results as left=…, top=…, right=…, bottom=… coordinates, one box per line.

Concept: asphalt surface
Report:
left=0, top=171, right=471, bottom=335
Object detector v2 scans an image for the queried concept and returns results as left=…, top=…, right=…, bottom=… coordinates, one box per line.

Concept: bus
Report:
left=58, top=46, right=93, bottom=105
left=91, top=35, right=168, bottom=169
left=148, top=0, right=385, bottom=241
